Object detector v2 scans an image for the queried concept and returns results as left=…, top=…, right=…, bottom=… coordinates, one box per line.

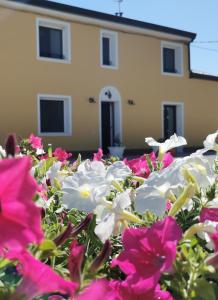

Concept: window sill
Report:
left=101, top=64, right=118, bottom=70
left=38, top=132, right=72, bottom=137
left=37, top=56, right=71, bottom=64
left=161, top=71, right=183, bottom=77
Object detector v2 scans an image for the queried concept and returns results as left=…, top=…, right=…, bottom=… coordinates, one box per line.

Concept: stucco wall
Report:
left=0, top=7, right=217, bottom=151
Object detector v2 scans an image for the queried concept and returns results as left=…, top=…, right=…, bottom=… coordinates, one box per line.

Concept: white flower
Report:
left=197, top=220, right=218, bottom=250
left=61, top=172, right=108, bottom=212
left=145, top=134, right=187, bottom=154
left=134, top=153, right=215, bottom=216
left=94, top=190, right=133, bottom=243
left=106, top=161, right=131, bottom=183
left=78, top=159, right=106, bottom=177
left=195, top=131, right=218, bottom=155
left=0, top=146, right=6, bottom=158
left=46, top=161, right=63, bottom=185
left=36, top=148, right=45, bottom=156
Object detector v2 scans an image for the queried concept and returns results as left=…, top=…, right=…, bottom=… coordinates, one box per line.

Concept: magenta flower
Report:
left=28, top=134, right=43, bottom=149
left=8, top=250, right=77, bottom=300
left=93, top=148, right=103, bottom=161
left=0, top=157, right=44, bottom=254
left=68, top=240, right=85, bottom=285
left=200, top=208, right=218, bottom=223
left=53, top=147, right=72, bottom=162
left=77, top=279, right=115, bottom=300
left=162, top=152, right=174, bottom=168
left=123, top=155, right=151, bottom=178
left=112, top=217, right=182, bottom=293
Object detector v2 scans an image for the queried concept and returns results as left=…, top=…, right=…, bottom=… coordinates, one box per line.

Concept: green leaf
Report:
left=39, top=239, right=56, bottom=251
left=195, top=279, right=216, bottom=300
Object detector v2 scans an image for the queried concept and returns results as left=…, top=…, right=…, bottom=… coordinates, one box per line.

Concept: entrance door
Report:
left=101, top=102, right=115, bottom=153
left=164, top=105, right=177, bottom=139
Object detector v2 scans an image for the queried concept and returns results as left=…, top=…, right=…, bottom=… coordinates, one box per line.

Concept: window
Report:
left=161, top=41, right=183, bottom=76
left=36, top=18, right=71, bottom=62
left=100, top=30, right=118, bottom=68
left=38, top=95, right=72, bottom=136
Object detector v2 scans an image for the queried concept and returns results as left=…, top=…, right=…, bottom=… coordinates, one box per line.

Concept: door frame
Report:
left=161, top=101, right=184, bottom=138
left=99, top=86, right=122, bottom=148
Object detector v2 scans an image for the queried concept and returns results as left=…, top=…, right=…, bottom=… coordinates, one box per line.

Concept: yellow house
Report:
left=0, top=0, right=217, bottom=152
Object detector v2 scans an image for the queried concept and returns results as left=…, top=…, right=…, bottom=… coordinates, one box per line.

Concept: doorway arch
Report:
left=99, top=86, right=122, bottom=152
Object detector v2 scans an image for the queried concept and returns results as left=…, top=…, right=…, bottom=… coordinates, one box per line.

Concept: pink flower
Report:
left=200, top=208, right=218, bottom=223
left=77, top=279, right=115, bottom=300
left=78, top=279, right=173, bottom=300
left=53, top=147, right=72, bottom=162
left=123, top=155, right=151, bottom=178
left=8, top=250, right=77, bottom=300
left=111, top=280, right=173, bottom=300
left=112, top=217, right=182, bottom=293
left=68, top=240, right=85, bottom=286
left=93, top=148, right=103, bottom=161
left=162, top=152, right=174, bottom=168
left=166, top=200, right=172, bottom=211
left=28, top=134, right=43, bottom=149
left=0, top=157, right=44, bottom=254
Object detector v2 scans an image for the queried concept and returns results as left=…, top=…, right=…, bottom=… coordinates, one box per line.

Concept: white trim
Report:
left=100, top=29, right=118, bottom=69
left=161, top=41, right=184, bottom=77
left=36, top=17, right=71, bottom=63
left=0, top=1, right=193, bottom=42
left=161, top=101, right=184, bottom=139
left=99, top=86, right=122, bottom=148
left=37, top=94, right=72, bottom=136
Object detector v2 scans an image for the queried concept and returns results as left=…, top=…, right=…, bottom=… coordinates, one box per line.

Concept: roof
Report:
left=8, top=0, right=196, bottom=41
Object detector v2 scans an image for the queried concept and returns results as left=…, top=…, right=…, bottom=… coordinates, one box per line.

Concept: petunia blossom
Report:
left=145, top=134, right=187, bottom=159
left=95, top=190, right=141, bottom=242
left=0, top=157, right=44, bottom=254
left=112, top=217, right=182, bottom=293
left=93, top=148, right=103, bottom=161
left=28, top=134, right=43, bottom=149
left=53, top=147, right=72, bottom=162
left=8, top=250, right=77, bottom=300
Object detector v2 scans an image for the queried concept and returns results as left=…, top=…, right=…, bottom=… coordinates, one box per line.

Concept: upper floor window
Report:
left=37, top=94, right=72, bottom=136
left=161, top=41, right=183, bottom=76
left=100, top=30, right=118, bottom=69
left=36, top=18, right=71, bottom=63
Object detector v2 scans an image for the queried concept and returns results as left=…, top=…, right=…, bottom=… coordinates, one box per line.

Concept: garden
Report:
left=0, top=131, right=217, bottom=300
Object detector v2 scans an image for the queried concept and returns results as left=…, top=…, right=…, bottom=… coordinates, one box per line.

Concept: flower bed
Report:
left=0, top=131, right=217, bottom=300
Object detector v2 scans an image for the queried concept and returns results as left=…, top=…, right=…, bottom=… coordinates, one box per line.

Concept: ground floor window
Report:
left=162, top=102, right=184, bottom=139
left=37, top=94, right=72, bottom=136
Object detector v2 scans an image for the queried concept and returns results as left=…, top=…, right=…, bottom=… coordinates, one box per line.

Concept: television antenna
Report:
left=115, top=0, right=123, bottom=17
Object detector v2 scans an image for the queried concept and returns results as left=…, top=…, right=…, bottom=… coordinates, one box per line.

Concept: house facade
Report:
left=0, top=0, right=217, bottom=152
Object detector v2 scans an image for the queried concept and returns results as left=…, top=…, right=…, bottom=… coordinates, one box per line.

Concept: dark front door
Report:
left=164, top=105, right=177, bottom=139
left=101, top=102, right=115, bottom=153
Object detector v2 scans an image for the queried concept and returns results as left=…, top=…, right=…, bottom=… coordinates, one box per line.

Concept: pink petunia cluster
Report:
left=124, top=152, right=173, bottom=178
left=53, top=147, right=72, bottom=162
left=28, top=134, right=43, bottom=149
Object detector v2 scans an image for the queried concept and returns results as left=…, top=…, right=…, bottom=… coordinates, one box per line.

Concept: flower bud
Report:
left=5, top=134, right=16, bottom=157
left=68, top=240, right=85, bottom=286
left=89, top=240, right=111, bottom=273
left=71, top=213, right=93, bottom=238
left=54, top=222, right=73, bottom=246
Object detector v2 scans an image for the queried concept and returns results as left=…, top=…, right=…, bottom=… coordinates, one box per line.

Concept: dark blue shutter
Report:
left=40, top=100, right=64, bottom=133
left=103, top=37, right=110, bottom=65
left=39, top=26, right=63, bottom=59
left=163, top=48, right=175, bottom=73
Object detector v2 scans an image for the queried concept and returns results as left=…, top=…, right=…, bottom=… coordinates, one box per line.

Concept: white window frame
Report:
left=161, top=101, right=184, bottom=139
left=36, top=17, right=71, bottom=63
left=100, top=29, right=118, bottom=69
left=37, top=94, right=72, bottom=136
left=161, top=41, right=183, bottom=76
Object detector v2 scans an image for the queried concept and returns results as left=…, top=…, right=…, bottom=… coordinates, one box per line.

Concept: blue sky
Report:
left=51, top=0, right=218, bottom=75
